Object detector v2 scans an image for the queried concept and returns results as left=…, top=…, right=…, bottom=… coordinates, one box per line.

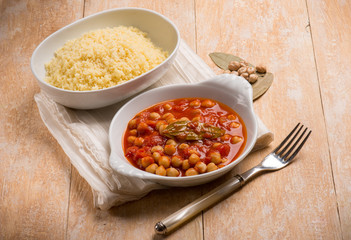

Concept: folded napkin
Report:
left=34, top=39, right=274, bottom=210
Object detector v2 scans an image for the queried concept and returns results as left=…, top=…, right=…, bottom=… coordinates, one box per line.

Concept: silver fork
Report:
left=155, top=123, right=312, bottom=235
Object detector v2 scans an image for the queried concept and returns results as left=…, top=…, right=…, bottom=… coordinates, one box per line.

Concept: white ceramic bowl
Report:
left=109, top=74, right=258, bottom=187
left=31, top=8, right=180, bottom=109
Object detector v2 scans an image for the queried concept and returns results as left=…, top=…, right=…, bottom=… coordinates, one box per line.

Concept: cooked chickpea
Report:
left=145, top=163, right=158, bottom=174
left=171, top=156, right=183, bottom=167
left=167, top=117, right=177, bottom=124
left=128, top=119, right=138, bottom=129
left=141, top=156, right=154, bottom=168
left=230, top=122, right=240, bottom=128
left=195, top=162, right=207, bottom=174
left=228, top=61, right=241, bottom=71
left=227, top=114, right=236, bottom=120
left=247, top=66, right=256, bottom=75
left=158, top=124, right=168, bottom=135
left=164, top=144, right=176, bottom=155
left=188, top=149, right=199, bottom=155
left=188, top=153, right=200, bottom=165
left=149, top=112, right=161, bottom=120
left=182, top=160, right=190, bottom=170
left=220, top=134, right=231, bottom=141
left=162, top=113, right=174, bottom=120
left=155, top=120, right=167, bottom=130
left=179, top=117, right=190, bottom=122
left=210, top=152, right=222, bottom=164
left=163, top=103, right=172, bottom=111
left=237, top=67, right=247, bottom=75
left=156, top=165, right=166, bottom=176
left=248, top=74, right=258, bottom=83
left=212, top=142, right=222, bottom=148
left=189, top=99, right=201, bottom=107
left=192, top=116, right=202, bottom=122
left=129, top=129, right=138, bottom=136
left=207, top=162, right=218, bottom=172
left=152, top=152, right=161, bottom=162
left=178, top=143, right=189, bottom=150
left=127, top=136, right=136, bottom=144
left=166, top=139, right=177, bottom=146
left=230, top=136, right=243, bottom=144
left=151, top=145, right=164, bottom=153
left=256, top=64, right=267, bottom=73
left=137, top=122, right=149, bottom=133
left=166, top=168, right=180, bottom=177
left=201, top=99, right=215, bottom=108
left=185, top=168, right=199, bottom=176
left=134, top=137, right=144, bottom=146
left=158, top=156, right=171, bottom=168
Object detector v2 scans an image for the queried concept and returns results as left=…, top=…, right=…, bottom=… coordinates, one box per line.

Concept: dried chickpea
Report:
left=164, top=144, right=176, bottom=155
left=163, top=103, right=172, bottom=111
left=256, top=64, right=267, bottom=73
left=182, top=160, right=190, bottom=170
left=230, top=136, right=243, bottom=144
left=240, top=72, right=249, bottom=80
left=159, top=156, right=171, bottom=168
left=178, top=143, right=189, bottom=150
left=155, top=120, right=167, bottom=130
left=128, top=119, right=138, bottom=129
left=189, top=153, right=200, bottom=165
left=201, top=99, right=215, bottom=108
left=141, top=156, right=154, bottom=168
left=156, top=165, right=166, bottom=176
left=152, top=152, right=161, bottom=162
left=247, top=66, right=256, bottom=75
left=151, top=145, right=164, bottom=153
left=185, top=168, right=199, bottom=176
left=129, top=129, right=138, bottom=136
left=227, top=114, right=236, bottom=120
left=127, top=136, right=136, bottom=144
left=240, top=60, right=248, bottom=67
left=166, top=167, right=180, bottom=177
left=171, top=156, right=183, bottom=167
left=223, top=69, right=231, bottom=74
left=210, top=152, right=222, bottom=164
left=231, top=71, right=239, bottom=76
left=248, top=74, right=258, bottom=83
left=189, top=99, right=201, bottom=107
left=228, top=61, right=241, bottom=71
left=207, top=162, right=218, bottom=172
left=237, top=67, right=247, bottom=75
left=230, top=122, right=240, bottom=128
left=134, top=137, right=144, bottom=147
left=149, top=112, right=161, bottom=120
left=145, top=163, right=158, bottom=174
left=194, top=162, right=207, bottom=174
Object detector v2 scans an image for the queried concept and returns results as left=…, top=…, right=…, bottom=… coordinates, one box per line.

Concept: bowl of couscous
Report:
left=31, top=8, right=180, bottom=109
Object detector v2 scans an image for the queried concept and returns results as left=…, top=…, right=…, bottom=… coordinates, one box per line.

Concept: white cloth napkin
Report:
left=34, top=39, right=274, bottom=210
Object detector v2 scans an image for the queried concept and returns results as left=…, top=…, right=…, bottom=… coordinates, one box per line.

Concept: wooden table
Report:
left=1, top=1, right=350, bottom=239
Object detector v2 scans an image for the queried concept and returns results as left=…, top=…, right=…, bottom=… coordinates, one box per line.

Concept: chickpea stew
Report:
left=123, top=98, right=247, bottom=177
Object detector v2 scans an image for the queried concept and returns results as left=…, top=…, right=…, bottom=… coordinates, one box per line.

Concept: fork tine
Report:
left=281, top=127, right=307, bottom=160
left=273, top=123, right=300, bottom=154
left=286, top=130, right=312, bottom=162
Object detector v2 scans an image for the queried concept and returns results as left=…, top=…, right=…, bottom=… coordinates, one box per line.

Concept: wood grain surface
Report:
left=0, top=0, right=349, bottom=239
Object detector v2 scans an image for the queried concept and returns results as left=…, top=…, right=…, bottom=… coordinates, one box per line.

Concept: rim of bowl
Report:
left=30, top=7, right=180, bottom=94
left=109, top=76, right=258, bottom=182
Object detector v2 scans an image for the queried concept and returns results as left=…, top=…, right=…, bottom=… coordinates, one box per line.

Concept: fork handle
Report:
left=155, top=175, right=245, bottom=235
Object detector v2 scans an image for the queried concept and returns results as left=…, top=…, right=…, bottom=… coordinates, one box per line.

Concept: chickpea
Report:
left=185, top=168, right=199, bottom=176
left=162, top=113, right=174, bottom=120
left=227, top=114, right=236, bottom=120
left=155, top=120, right=167, bottom=130
left=141, top=156, right=154, bottom=169
left=247, top=66, right=256, bottom=75
left=256, top=64, right=267, bottom=73
left=149, top=112, right=161, bottom=120
left=152, top=152, right=161, bottom=162
left=156, top=165, right=166, bottom=176
left=159, top=156, right=171, bottom=168
left=163, top=103, right=172, bottom=111
left=189, top=99, right=201, bottom=107
left=223, top=69, right=231, bottom=74
left=182, top=160, right=190, bottom=170
left=127, top=136, right=136, bottom=144
left=145, top=163, right=158, bottom=174
left=248, top=74, right=258, bottom=83
left=230, top=136, right=243, bottom=144
left=178, top=143, right=189, bottom=150
left=188, top=149, right=199, bottom=155
left=228, top=61, right=241, bottom=71
left=192, top=116, right=202, bottom=122
left=129, top=129, right=138, bottom=136
left=201, top=99, right=215, bottom=108
left=189, top=153, right=200, bottom=165
left=128, top=119, right=138, bottom=129
left=164, top=144, right=176, bottom=155
left=166, top=167, right=180, bottom=177
left=171, top=155, right=183, bottom=167
left=230, top=122, right=240, bottom=128
left=207, top=162, right=218, bottom=172
left=158, top=124, right=168, bottom=135
left=167, top=117, right=177, bottom=124
left=179, top=117, right=190, bottom=122
left=194, top=162, right=207, bottom=174
left=137, top=122, right=149, bottom=134
left=220, top=134, right=231, bottom=141
left=237, top=67, right=247, bottom=75
left=240, top=72, right=249, bottom=80
left=151, top=145, right=164, bottom=153
left=134, top=137, right=144, bottom=147
left=166, top=139, right=177, bottom=146
left=210, top=152, right=222, bottom=164
left=212, top=142, right=222, bottom=148
left=240, top=60, right=248, bottom=67
left=231, top=71, right=239, bottom=76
